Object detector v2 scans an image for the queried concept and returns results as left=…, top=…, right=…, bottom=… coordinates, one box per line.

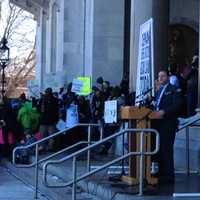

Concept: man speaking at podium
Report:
left=152, top=69, right=182, bottom=184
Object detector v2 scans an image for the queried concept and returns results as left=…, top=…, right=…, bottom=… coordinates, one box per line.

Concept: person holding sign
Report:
left=152, top=70, right=182, bottom=184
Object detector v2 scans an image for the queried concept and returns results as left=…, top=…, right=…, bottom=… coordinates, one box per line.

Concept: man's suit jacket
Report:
left=156, top=83, right=182, bottom=121
left=153, top=83, right=182, bottom=178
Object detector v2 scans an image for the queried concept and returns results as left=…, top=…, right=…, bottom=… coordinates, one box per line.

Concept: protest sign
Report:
left=77, top=77, right=91, bottom=96
left=71, top=79, right=84, bottom=93
left=135, top=18, right=154, bottom=104
left=71, top=77, right=91, bottom=96
left=66, top=104, right=79, bottom=128
left=27, top=79, right=40, bottom=98
left=104, top=100, right=117, bottom=123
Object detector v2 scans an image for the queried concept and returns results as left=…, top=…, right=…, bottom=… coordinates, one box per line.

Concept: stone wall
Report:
left=170, top=0, right=199, bottom=31
left=63, top=0, right=85, bottom=81
left=91, top=0, right=124, bottom=85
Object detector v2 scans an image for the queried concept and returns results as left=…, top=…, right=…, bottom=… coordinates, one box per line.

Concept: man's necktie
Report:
left=156, top=85, right=164, bottom=111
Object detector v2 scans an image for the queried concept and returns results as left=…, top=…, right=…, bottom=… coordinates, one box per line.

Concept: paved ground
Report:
left=0, top=165, right=49, bottom=200
left=3, top=151, right=200, bottom=200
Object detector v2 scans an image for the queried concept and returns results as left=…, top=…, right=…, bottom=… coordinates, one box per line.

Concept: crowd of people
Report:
left=0, top=77, right=130, bottom=162
left=0, top=56, right=198, bottom=184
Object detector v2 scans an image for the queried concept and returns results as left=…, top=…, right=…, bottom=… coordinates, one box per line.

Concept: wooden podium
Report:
left=120, top=106, right=158, bottom=185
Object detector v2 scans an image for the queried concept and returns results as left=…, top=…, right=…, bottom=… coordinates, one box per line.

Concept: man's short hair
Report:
left=159, top=69, right=169, bottom=76
left=45, top=87, right=53, bottom=94
left=96, top=77, right=104, bottom=84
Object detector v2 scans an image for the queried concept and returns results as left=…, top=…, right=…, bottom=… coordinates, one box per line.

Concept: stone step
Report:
left=174, top=126, right=200, bottom=171
left=3, top=159, right=102, bottom=200
left=4, top=150, right=146, bottom=200
left=8, top=134, right=190, bottom=200
left=35, top=153, right=132, bottom=200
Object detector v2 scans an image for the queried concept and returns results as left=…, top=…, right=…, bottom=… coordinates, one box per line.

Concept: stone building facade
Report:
left=10, top=0, right=200, bottom=170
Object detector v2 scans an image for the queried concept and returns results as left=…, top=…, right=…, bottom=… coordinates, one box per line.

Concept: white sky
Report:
left=0, top=0, right=37, bottom=59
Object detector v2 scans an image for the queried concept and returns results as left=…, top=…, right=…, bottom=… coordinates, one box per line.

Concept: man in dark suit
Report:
left=152, top=69, right=182, bottom=184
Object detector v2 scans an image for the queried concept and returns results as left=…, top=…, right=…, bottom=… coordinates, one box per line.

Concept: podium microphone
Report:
left=143, top=87, right=153, bottom=96
left=135, top=88, right=153, bottom=107
left=135, top=87, right=153, bottom=100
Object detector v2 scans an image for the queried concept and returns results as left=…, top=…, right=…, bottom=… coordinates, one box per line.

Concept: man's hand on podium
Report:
left=154, top=110, right=165, bottom=119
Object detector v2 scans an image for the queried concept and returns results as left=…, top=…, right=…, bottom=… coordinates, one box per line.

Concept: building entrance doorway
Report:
left=169, top=24, right=198, bottom=71
left=168, top=24, right=199, bottom=117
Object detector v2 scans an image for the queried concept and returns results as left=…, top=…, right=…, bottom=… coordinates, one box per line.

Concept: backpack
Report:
left=15, top=136, right=36, bottom=164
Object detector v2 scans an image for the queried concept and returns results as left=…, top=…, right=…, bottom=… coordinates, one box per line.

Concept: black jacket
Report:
left=156, top=83, right=182, bottom=120
left=39, top=96, right=59, bottom=125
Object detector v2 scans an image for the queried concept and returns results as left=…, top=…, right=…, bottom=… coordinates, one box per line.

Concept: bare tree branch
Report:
left=0, top=0, right=36, bottom=97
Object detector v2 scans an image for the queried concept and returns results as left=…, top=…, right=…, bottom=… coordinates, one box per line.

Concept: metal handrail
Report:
left=177, top=114, right=200, bottom=176
left=43, top=128, right=160, bottom=199
left=12, top=123, right=102, bottom=167
left=12, top=123, right=102, bottom=199
left=178, top=114, right=200, bottom=131
left=173, top=114, right=200, bottom=200
left=15, top=141, right=90, bottom=167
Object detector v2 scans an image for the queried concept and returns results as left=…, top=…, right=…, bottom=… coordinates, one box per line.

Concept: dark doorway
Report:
left=169, top=24, right=198, bottom=72
left=169, top=24, right=198, bottom=116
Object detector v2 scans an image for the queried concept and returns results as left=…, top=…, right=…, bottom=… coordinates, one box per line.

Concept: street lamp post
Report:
left=0, top=37, right=10, bottom=97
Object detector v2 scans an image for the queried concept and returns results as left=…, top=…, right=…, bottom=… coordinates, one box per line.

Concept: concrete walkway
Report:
left=3, top=151, right=200, bottom=200
left=0, top=165, right=49, bottom=200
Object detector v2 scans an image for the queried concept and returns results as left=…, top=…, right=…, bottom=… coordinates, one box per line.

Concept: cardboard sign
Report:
left=77, top=77, right=91, bottom=96
left=66, top=104, right=79, bottom=128
left=71, top=79, right=84, bottom=93
left=27, top=79, right=40, bottom=98
left=104, top=100, right=117, bottom=123
left=71, top=77, right=91, bottom=96
left=43, top=71, right=68, bottom=92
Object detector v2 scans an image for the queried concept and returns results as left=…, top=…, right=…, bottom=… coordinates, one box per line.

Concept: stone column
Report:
left=63, top=0, right=85, bottom=82
left=50, top=2, right=58, bottom=73
left=56, top=0, right=64, bottom=72
left=91, top=0, right=125, bottom=85
left=198, top=1, right=200, bottom=107
left=129, top=0, right=169, bottom=92
left=35, top=8, right=47, bottom=91
left=84, top=0, right=94, bottom=78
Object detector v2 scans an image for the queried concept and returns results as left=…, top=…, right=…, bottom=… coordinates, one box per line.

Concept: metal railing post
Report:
left=121, top=122, right=125, bottom=175
left=34, top=144, right=39, bottom=199
left=72, top=156, right=77, bottom=200
left=139, top=131, right=144, bottom=196
left=186, top=127, right=190, bottom=175
left=12, top=123, right=102, bottom=198
left=87, top=125, right=91, bottom=172
left=100, top=125, right=103, bottom=140
left=173, top=193, right=200, bottom=198
left=42, top=128, right=160, bottom=190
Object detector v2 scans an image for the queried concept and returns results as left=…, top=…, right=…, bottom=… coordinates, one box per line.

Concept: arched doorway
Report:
left=169, top=24, right=199, bottom=117
left=169, top=24, right=198, bottom=72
